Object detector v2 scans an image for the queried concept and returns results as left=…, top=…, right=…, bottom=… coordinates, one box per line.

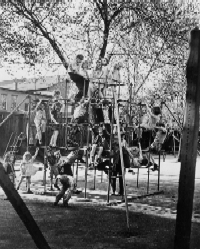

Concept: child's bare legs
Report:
left=16, top=176, right=25, bottom=190
left=50, top=130, right=59, bottom=147
left=36, top=125, right=42, bottom=144
left=96, top=146, right=103, bottom=162
left=90, top=144, right=97, bottom=164
left=41, top=120, right=46, bottom=133
left=54, top=179, right=69, bottom=206
left=35, top=120, right=42, bottom=144
left=50, top=166, right=59, bottom=190
left=63, top=177, right=74, bottom=206
left=26, top=176, right=32, bottom=193
left=63, top=189, right=72, bottom=207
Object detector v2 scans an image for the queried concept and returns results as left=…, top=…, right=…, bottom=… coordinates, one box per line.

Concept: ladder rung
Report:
left=111, top=175, right=122, bottom=178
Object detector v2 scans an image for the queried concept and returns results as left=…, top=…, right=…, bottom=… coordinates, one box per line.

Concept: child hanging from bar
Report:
left=34, top=99, right=47, bottom=145
left=141, top=103, right=167, bottom=150
left=139, top=102, right=165, bottom=171
left=16, top=147, right=39, bottom=193
left=150, top=120, right=167, bottom=151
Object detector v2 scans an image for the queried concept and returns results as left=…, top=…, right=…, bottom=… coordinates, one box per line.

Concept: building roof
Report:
left=0, top=75, right=66, bottom=91
left=0, top=87, right=52, bottom=98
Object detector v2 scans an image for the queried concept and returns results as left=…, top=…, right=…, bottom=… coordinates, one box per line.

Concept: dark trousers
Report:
left=55, top=182, right=69, bottom=203
left=92, top=107, right=104, bottom=123
left=110, top=166, right=124, bottom=195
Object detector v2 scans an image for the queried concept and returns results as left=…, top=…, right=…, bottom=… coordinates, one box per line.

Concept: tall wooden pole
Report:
left=27, top=96, right=31, bottom=152
left=174, top=28, right=200, bottom=249
left=0, top=163, right=51, bottom=249
left=113, top=87, right=130, bottom=232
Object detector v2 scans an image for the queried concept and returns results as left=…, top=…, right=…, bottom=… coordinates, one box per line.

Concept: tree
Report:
left=0, top=0, right=199, bottom=101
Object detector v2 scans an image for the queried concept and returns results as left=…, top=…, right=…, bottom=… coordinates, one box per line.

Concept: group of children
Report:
left=2, top=53, right=168, bottom=206
left=2, top=146, right=78, bottom=207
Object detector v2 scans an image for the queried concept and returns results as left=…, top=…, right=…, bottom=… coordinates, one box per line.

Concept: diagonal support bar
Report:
left=0, top=163, right=51, bottom=249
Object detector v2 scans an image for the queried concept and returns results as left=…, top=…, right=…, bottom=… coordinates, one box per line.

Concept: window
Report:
left=11, top=95, right=18, bottom=111
left=1, top=94, right=7, bottom=110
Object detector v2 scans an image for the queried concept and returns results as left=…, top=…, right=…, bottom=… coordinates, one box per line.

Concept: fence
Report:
left=0, top=109, right=89, bottom=157
left=0, top=112, right=26, bottom=156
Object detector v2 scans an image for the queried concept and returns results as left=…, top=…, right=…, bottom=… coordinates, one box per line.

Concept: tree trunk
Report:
left=100, top=23, right=109, bottom=59
left=31, top=19, right=69, bottom=70
left=174, top=28, right=200, bottom=249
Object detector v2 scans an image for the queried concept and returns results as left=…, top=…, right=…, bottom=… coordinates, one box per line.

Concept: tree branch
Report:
left=7, top=0, right=69, bottom=70
left=94, top=0, right=105, bottom=20
left=109, top=4, right=124, bottom=23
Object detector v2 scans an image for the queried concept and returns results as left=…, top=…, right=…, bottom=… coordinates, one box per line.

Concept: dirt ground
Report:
left=0, top=198, right=200, bottom=249
left=1, top=154, right=200, bottom=248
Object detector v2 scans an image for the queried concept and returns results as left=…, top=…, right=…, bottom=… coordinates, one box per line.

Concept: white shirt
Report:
left=69, top=61, right=88, bottom=79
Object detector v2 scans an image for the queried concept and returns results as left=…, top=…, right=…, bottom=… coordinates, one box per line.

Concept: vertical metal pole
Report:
left=27, top=96, right=31, bottom=152
left=107, top=102, right=114, bottom=204
left=93, top=166, right=96, bottom=190
left=147, top=151, right=150, bottom=195
left=73, top=163, right=75, bottom=176
left=84, top=102, right=90, bottom=199
left=43, top=102, right=49, bottom=192
left=113, top=86, right=130, bottom=231
left=137, top=167, right=139, bottom=188
left=158, top=145, right=161, bottom=191
left=173, top=130, right=176, bottom=157
left=43, top=147, right=47, bottom=193
left=83, top=79, right=86, bottom=98
left=101, top=170, right=103, bottom=183
left=65, top=80, right=68, bottom=147
left=76, top=159, right=79, bottom=186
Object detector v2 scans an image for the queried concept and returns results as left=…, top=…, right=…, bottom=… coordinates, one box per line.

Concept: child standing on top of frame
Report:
left=34, top=99, right=47, bottom=145
left=49, top=90, right=64, bottom=147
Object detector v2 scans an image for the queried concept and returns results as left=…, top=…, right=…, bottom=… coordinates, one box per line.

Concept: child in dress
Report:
left=34, top=100, right=46, bottom=144
left=49, top=101, right=63, bottom=147
left=16, top=147, right=39, bottom=193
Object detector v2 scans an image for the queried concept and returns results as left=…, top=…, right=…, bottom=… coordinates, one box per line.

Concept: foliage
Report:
left=0, top=0, right=200, bottom=124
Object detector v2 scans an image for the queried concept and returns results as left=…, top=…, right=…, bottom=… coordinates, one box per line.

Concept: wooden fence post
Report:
left=174, top=28, right=200, bottom=249
left=0, top=163, right=51, bottom=249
